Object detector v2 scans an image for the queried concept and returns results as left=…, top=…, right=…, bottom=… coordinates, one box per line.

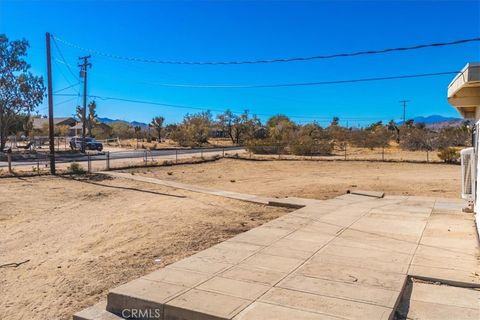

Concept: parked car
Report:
left=70, top=137, right=103, bottom=151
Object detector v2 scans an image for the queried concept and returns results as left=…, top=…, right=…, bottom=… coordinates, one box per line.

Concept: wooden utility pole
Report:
left=46, top=32, right=55, bottom=174
left=78, top=55, right=91, bottom=153
left=399, top=100, right=409, bottom=123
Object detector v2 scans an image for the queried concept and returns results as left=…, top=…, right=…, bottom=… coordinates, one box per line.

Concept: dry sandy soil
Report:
left=131, top=158, right=461, bottom=199
left=0, top=175, right=287, bottom=320
left=1, top=158, right=461, bottom=319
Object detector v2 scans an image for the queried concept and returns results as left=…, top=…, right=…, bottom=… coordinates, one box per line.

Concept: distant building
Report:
left=32, top=117, right=112, bottom=137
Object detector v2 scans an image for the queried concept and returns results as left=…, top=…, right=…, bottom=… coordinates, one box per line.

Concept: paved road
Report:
left=0, top=146, right=244, bottom=168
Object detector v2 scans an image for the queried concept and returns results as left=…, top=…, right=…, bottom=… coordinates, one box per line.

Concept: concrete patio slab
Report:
left=220, top=264, right=287, bottom=286
left=167, top=256, right=233, bottom=275
left=74, top=176, right=478, bottom=320
left=106, top=278, right=188, bottom=317
left=409, top=282, right=479, bottom=309
left=296, top=260, right=407, bottom=291
left=142, top=268, right=212, bottom=288
left=197, top=276, right=270, bottom=300
left=164, top=289, right=251, bottom=320
left=277, top=274, right=399, bottom=308
left=233, top=302, right=342, bottom=320
left=259, top=287, right=392, bottom=320
left=402, top=300, right=479, bottom=320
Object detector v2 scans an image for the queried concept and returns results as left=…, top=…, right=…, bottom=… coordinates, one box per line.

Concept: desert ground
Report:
left=0, top=158, right=461, bottom=319
left=130, top=158, right=461, bottom=199
left=0, top=175, right=287, bottom=320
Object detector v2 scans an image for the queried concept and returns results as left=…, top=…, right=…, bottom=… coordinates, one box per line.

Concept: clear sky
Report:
left=1, top=0, right=479, bottom=126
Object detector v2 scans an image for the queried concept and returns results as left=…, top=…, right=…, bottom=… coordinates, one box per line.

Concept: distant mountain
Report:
left=97, top=117, right=148, bottom=128
left=397, top=115, right=465, bottom=129
left=397, top=115, right=461, bottom=125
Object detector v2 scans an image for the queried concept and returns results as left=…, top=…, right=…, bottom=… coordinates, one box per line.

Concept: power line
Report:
left=52, top=35, right=480, bottom=65
left=105, top=70, right=459, bottom=89
left=53, top=82, right=81, bottom=94
left=51, top=36, right=80, bottom=80
left=52, top=93, right=397, bottom=121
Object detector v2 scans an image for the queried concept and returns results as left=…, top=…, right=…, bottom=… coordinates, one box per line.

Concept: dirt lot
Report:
left=131, top=158, right=461, bottom=199
left=1, top=158, right=462, bottom=319
left=0, top=175, right=287, bottom=320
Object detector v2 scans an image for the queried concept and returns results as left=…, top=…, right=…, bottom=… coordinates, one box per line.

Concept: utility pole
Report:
left=399, top=100, right=409, bottom=123
left=78, top=55, right=91, bottom=153
left=46, top=32, right=56, bottom=174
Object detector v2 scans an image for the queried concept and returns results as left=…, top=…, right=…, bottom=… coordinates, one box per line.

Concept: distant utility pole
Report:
left=78, top=55, right=92, bottom=153
left=46, top=32, right=55, bottom=174
left=399, top=100, right=409, bottom=123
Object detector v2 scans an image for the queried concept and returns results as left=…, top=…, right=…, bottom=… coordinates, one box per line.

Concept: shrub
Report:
left=437, top=147, right=460, bottom=163
left=245, top=140, right=286, bottom=154
left=69, top=162, right=86, bottom=174
left=290, top=136, right=333, bottom=156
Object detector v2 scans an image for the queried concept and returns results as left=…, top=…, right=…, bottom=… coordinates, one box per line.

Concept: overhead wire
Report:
left=52, top=35, right=480, bottom=65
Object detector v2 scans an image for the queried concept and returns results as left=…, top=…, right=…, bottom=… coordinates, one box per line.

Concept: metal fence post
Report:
left=175, top=149, right=178, bottom=163
left=201, top=149, right=203, bottom=159
left=37, top=157, right=40, bottom=175
left=222, top=147, right=225, bottom=158
left=7, top=153, right=12, bottom=173
left=382, top=147, right=385, bottom=162
left=106, top=151, right=110, bottom=170
left=87, top=154, right=91, bottom=173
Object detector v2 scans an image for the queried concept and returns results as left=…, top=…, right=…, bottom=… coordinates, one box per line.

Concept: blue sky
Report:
left=1, top=0, right=479, bottom=126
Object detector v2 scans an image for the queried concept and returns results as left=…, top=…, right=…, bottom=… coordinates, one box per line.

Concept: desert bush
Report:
left=245, top=140, right=286, bottom=154
left=437, top=147, right=460, bottom=163
left=69, top=162, right=86, bottom=174
left=290, top=135, right=333, bottom=156
left=171, top=111, right=212, bottom=147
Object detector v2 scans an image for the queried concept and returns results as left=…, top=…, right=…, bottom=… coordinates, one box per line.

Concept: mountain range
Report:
left=97, top=117, right=149, bottom=128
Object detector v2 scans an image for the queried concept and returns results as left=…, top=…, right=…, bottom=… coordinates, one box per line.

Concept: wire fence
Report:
left=0, top=146, right=242, bottom=176
left=0, top=145, right=452, bottom=177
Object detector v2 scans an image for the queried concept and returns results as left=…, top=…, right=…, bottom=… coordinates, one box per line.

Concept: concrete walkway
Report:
left=74, top=175, right=479, bottom=320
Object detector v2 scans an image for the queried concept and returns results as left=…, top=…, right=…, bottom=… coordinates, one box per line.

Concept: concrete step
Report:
left=73, top=301, right=124, bottom=320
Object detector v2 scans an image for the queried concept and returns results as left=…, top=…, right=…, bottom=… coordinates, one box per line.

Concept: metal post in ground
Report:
left=106, top=151, right=110, bottom=170
left=222, top=147, right=225, bottom=158
left=426, top=150, right=429, bottom=163
left=37, top=157, right=40, bottom=175
left=175, top=149, right=178, bottom=163
left=382, top=147, right=385, bottom=161
left=7, top=153, right=12, bottom=173
left=201, top=149, right=203, bottom=159
left=344, top=144, right=347, bottom=160
left=87, top=154, right=91, bottom=173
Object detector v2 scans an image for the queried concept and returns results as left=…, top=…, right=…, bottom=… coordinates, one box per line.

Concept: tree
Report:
left=110, top=121, right=132, bottom=139
left=387, top=120, right=400, bottom=143
left=0, top=34, right=45, bottom=149
left=171, top=111, right=212, bottom=147
left=150, top=116, right=165, bottom=141
left=76, top=101, right=98, bottom=135
left=266, top=114, right=296, bottom=145
left=87, top=100, right=98, bottom=135
left=217, top=110, right=261, bottom=144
